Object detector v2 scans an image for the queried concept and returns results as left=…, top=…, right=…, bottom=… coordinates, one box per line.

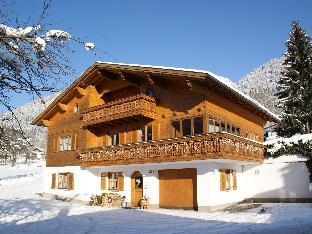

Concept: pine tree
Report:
left=276, top=21, right=312, bottom=137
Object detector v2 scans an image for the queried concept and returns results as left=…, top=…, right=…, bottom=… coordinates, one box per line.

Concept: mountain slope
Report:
left=238, top=57, right=285, bottom=114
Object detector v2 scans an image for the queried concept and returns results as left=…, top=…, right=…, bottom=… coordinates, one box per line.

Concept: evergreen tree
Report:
left=276, top=21, right=312, bottom=137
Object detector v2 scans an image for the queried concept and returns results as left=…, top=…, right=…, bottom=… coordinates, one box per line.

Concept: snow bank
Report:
left=0, top=161, right=44, bottom=186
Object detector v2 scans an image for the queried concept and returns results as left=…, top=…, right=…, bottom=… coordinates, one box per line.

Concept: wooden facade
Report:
left=32, top=62, right=278, bottom=167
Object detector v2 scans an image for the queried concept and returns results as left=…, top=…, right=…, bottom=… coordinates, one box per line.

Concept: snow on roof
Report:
left=97, top=61, right=280, bottom=121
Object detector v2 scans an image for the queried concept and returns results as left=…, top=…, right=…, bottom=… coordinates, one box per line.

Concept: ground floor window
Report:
left=101, top=172, right=124, bottom=191
left=109, top=172, right=119, bottom=190
left=55, top=173, right=74, bottom=190
left=220, top=169, right=237, bottom=191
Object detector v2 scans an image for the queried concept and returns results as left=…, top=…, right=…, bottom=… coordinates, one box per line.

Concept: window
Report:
left=58, top=173, right=68, bottom=189
left=172, top=116, right=204, bottom=137
left=146, top=87, right=154, bottom=97
left=221, top=122, right=226, bottom=132
left=215, top=120, right=220, bottom=132
left=109, top=172, right=118, bottom=190
left=208, top=117, right=214, bottom=133
left=140, top=127, right=146, bottom=142
left=147, top=125, right=152, bottom=141
left=140, top=125, right=153, bottom=142
left=194, top=116, right=203, bottom=135
left=208, top=117, right=241, bottom=136
left=58, top=173, right=74, bottom=190
left=59, top=136, right=72, bottom=151
left=107, top=172, right=124, bottom=191
left=182, top=119, right=192, bottom=136
left=226, top=123, right=231, bottom=133
left=236, top=127, right=240, bottom=136
left=109, top=133, right=119, bottom=145
left=225, top=169, right=231, bottom=190
left=220, top=169, right=237, bottom=191
left=172, top=120, right=181, bottom=137
left=73, top=103, right=79, bottom=113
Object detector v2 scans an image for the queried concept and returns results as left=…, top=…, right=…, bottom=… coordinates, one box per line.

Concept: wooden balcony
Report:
left=78, top=132, right=264, bottom=166
left=82, top=94, right=157, bottom=127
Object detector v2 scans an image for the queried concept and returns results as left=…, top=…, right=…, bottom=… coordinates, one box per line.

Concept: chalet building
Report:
left=33, top=62, right=279, bottom=211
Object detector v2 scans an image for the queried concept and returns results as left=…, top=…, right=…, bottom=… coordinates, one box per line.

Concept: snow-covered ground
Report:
left=0, top=161, right=312, bottom=234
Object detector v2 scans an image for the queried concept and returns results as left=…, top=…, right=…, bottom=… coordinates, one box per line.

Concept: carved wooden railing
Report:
left=79, top=132, right=264, bottom=166
left=82, top=94, right=157, bottom=126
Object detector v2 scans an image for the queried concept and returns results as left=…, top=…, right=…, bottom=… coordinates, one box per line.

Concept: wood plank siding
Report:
left=32, top=62, right=278, bottom=167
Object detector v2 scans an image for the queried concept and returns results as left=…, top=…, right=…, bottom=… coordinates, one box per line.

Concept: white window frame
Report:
left=59, top=136, right=72, bottom=151
left=58, top=173, right=69, bottom=189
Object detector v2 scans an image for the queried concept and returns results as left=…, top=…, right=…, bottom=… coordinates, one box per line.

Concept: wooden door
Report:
left=131, top=171, right=143, bottom=206
left=159, top=168, right=197, bottom=210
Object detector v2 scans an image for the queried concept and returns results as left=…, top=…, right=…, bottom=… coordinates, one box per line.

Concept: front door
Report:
left=131, top=171, right=143, bottom=207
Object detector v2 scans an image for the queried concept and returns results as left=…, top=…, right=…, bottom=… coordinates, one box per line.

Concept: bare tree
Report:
left=0, top=0, right=95, bottom=111
left=0, top=0, right=97, bottom=164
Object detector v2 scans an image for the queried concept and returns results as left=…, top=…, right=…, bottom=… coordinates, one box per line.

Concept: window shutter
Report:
left=232, top=170, right=237, bottom=190
left=68, top=173, right=74, bottom=190
left=132, top=131, right=139, bottom=143
left=57, top=137, right=61, bottom=152
left=118, top=173, right=124, bottom=191
left=53, top=137, right=57, bottom=152
left=152, top=123, right=159, bottom=140
left=101, top=172, right=107, bottom=190
left=108, top=172, right=112, bottom=189
left=72, top=134, right=77, bottom=150
left=51, top=173, right=56, bottom=189
left=220, top=170, right=226, bottom=191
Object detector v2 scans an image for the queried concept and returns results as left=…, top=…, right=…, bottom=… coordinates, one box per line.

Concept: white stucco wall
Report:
left=44, top=159, right=246, bottom=207
left=44, top=166, right=102, bottom=201
left=243, top=156, right=312, bottom=199
left=197, top=163, right=244, bottom=208
left=44, top=156, right=312, bottom=208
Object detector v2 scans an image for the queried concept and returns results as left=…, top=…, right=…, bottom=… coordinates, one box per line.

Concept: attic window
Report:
left=59, top=136, right=72, bottom=151
left=73, top=104, right=79, bottom=113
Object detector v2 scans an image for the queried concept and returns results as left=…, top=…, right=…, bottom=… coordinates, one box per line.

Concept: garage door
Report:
left=159, top=168, right=197, bottom=210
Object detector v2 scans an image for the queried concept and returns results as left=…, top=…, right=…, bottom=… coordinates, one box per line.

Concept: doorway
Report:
left=131, top=171, right=143, bottom=207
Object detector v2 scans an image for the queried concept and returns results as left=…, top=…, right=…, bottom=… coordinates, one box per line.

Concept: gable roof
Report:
left=32, top=62, right=280, bottom=125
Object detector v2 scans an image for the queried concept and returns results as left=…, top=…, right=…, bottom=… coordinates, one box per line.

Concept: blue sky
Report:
left=7, top=0, right=312, bottom=109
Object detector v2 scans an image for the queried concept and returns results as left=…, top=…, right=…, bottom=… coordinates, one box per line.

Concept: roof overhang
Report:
left=32, top=62, right=280, bottom=126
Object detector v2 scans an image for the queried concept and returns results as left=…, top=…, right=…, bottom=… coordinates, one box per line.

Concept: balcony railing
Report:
left=82, top=94, right=157, bottom=126
left=78, top=132, right=264, bottom=166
